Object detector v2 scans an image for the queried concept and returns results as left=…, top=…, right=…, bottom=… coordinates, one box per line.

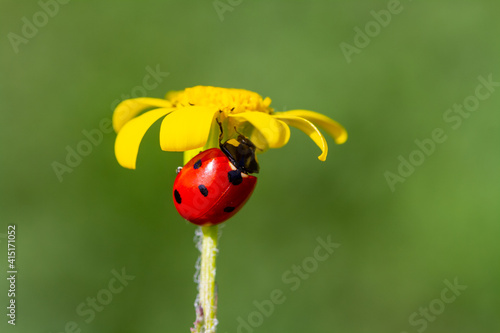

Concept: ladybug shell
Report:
left=173, top=148, right=257, bottom=226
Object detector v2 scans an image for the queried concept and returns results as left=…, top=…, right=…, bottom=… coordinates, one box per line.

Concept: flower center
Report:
left=166, top=86, right=273, bottom=114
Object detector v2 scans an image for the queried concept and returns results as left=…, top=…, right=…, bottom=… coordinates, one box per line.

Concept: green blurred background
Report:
left=1, top=1, right=499, bottom=332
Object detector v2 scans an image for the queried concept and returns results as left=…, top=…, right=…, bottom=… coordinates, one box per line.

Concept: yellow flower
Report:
left=113, top=86, right=347, bottom=169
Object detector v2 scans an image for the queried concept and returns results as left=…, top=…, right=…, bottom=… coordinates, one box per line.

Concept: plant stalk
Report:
left=199, top=225, right=218, bottom=332
left=188, top=118, right=221, bottom=333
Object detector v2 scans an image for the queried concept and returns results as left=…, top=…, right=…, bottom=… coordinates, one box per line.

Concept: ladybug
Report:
left=172, top=127, right=259, bottom=226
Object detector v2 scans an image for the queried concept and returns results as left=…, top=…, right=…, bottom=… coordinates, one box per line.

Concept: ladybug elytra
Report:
left=172, top=128, right=259, bottom=226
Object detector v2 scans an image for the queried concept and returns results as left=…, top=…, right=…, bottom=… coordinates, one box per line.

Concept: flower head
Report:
left=113, top=86, right=347, bottom=169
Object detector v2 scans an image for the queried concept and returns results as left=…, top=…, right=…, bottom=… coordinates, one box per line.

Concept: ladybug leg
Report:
left=216, top=115, right=224, bottom=145
left=176, top=166, right=183, bottom=174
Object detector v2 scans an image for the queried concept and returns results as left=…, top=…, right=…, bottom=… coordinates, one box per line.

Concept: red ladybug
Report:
left=172, top=133, right=259, bottom=226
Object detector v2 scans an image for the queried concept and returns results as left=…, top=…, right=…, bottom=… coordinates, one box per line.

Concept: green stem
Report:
left=188, top=118, right=221, bottom=333
left=199, top=225, right=218, bottom=332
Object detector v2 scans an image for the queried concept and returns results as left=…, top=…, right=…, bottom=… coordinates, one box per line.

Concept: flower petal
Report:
left=113, top=98, right=173, bottom=132
left=274, top=110, right=347, bottom=144
left=115, top=108, right=174, bottom=169
left=160, top=106, right=219, bottom=151
left=273, top=115, right=329, bottom=161
left=227, top=112, right=290, bottom=150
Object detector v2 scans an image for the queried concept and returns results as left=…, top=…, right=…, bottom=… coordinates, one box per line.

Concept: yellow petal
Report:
left=160, top=106, right=219, bottom=151
left=115, top=108, right=174, bottom=169
left=274, top=110, right=347, bottom=144
left=113, top=98, right=173, bottom=133
left=227, top=112, right=290, bottom=150
left=273, top=115, right=328, bottom=161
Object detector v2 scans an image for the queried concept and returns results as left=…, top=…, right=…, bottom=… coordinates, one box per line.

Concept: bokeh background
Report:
left=1, top=1, right=499, bottom=332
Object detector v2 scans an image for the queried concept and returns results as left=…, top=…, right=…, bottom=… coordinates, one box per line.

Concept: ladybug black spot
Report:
left=198, top=185, right=209, bottom=197
left=174, top=189, right=182, bottom=204
left=228, top=170, right=243, bottom=185
left=194, top=159, right=202, bottom=169
left=224, top=206, right=235, bottom=213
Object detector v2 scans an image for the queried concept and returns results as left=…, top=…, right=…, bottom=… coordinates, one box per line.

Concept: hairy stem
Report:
left=189, top=118, right=221, bottom=333
left=199, top=225, right=218, bottom=332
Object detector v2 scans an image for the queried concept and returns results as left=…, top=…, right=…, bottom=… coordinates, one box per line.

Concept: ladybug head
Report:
left=220, top=135, right=260, bottom=174
left=216, top=117, right=260, bottom=174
